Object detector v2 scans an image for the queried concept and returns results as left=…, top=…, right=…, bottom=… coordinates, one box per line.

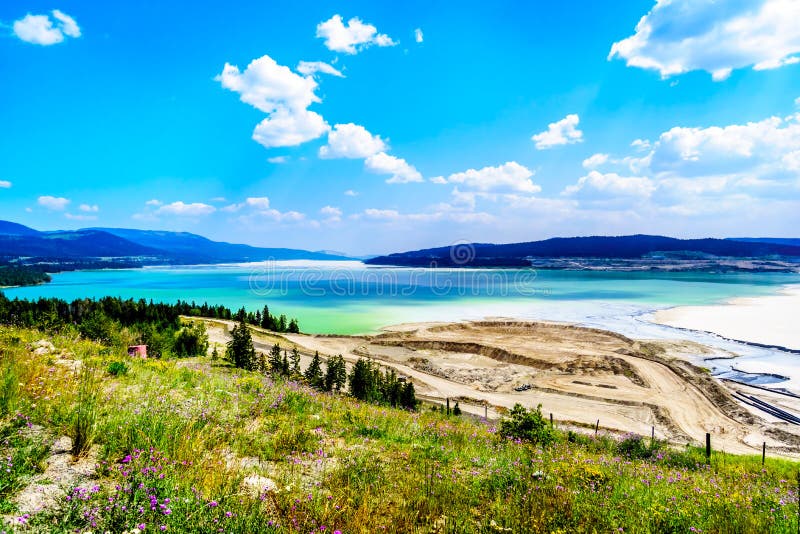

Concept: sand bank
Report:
left=652, top=285, right=800, bottom=352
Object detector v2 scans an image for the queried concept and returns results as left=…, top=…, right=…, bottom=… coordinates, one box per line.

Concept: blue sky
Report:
left=1, top=0, right=799, bottom=255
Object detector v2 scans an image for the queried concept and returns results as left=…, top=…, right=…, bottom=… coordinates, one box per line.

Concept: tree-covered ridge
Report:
left=0, top=265, right=51, bottom=287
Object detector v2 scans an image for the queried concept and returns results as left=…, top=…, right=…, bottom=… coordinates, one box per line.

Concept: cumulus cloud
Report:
left=364, top=152, right=423, bottom=183
left=217, top=55, right=329, bottom=148
left=320, top=205, right=343, bottom=223
left=344, top=189, right=359, bottom=196
left=316, top=15, right=396, bottom=54
left=38, top=196, right=70, bottom=211
left=222, top=197, right=271, bottom=213
left=582, top=153, right=610, bottom=169
left=145, top=199, right=162, bottom=206
left=436, top=161, right=540, bottom=193
left=609, top=0, right=800, bottom=81
left=156, top=201, right=216, bottom=216
left=13, top=10, right=81, bottom=45
left=267, top=156, right=288, bottom=164
left=532, top=114, right=583, bottom=149
left=415, top=28, right=424, bottom=43
left=319, top=123, right=387, bottom=159
left=0, top=181, right=11, bottom=188
left=562, top=171, right=655, bottom=199
left=562, top=105, right=800, bottom=217
left=79, top=204, right=99, bottom=212
left=296, top=61, right=344, bottom=78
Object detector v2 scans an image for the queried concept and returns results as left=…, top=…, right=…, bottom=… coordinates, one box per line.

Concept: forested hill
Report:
left=365, top=234, right=800, bottom=267
left=0, top=220, right=350, bottom=264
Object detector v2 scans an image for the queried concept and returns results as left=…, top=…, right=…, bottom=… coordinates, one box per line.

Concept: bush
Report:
left=106, top=361, right=128, bottom=376
left=616, top=433, right=657, bottom=459
left=499, top=403, right=556, bottom=445
left=172, top=322, right=210, bottom=358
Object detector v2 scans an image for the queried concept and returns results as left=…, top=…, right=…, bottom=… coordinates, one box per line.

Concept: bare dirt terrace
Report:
left=200, top=318, right=800, bottom=457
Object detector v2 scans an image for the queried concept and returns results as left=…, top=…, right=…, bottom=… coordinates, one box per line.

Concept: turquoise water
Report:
left=3, top=262, right=798, bottom=335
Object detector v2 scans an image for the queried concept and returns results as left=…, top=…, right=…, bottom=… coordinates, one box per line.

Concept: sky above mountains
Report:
left=1, top=0, right=799, bottom=255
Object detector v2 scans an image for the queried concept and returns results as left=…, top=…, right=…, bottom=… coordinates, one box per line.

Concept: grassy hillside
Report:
left=1, top=325, right=798, bottom=533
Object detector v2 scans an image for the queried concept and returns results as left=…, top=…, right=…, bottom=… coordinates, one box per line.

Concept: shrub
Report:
left=106, top=361, right=128, bottom=376
left=499, top=403, right=556, bottom=445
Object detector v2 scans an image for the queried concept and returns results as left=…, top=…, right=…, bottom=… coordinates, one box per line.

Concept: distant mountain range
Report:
left=365, top=235, right=800, bottom=269
left=0, top=220, right=351, bottom=264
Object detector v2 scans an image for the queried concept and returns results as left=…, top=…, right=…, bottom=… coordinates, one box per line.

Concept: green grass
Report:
left=0, top=324, right=797, bottom=533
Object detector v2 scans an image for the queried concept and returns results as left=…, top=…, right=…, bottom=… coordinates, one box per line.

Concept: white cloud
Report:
left=532, top=114, right=583, bottom=149
left=296, top=61, right=344, bottom=78
left=65, top=213, right=97, bottom=221
left=631, top=139, right=651, bottom=151
left=251, top=107, right=328, bottom=148
left=320, top=205, right=343, bottom=223
left=363, top=208, right=401, bottom=220
left=415, top=28, right=424, bottom=43
left=13, top=10, right=80, bottom=46
left=319, top=123, right=387, bottom=159
left=210, top=197, right=227, bottom=203
left=562, top=171, right=656, bottom=199
left=344, top=189, right=359, bottom=196
left=0, top=181, right=11, bottom=188
left=145, top=199, right=162, bottom=206
left=51, top=10, right=80, bottom=37
left=609, top=0, right=800, bottom=81
left=245, top=197, right=271, bottom=210
left=156, top=201, right=216, bottom=217
left=217, top=55, right=329, bottom=148
left=364, top=152, right=423, bottom=183
left=582, top=153, right=610, bottom=169
left=316, top=14, right=396, bottom=54
left=38, top=196, right=70, bottom=211
left=441, top=161, right=540, bottom=193
left=430, top=176, right=448, bottom=184
left=79, top=204, right=99, bottom=212
left=222, top=197, right=271, bottom=213
left=267, top=156, right=288, bottom=164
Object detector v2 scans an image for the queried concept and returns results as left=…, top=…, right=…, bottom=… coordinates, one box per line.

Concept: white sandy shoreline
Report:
left=651, top=284, right=800, bottom=352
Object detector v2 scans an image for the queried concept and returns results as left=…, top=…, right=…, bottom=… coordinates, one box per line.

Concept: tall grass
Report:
left=70, top=365, right=98, bottom=457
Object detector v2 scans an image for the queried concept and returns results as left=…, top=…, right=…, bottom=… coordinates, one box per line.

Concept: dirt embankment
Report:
left=201, top=318, right=800, bottom=457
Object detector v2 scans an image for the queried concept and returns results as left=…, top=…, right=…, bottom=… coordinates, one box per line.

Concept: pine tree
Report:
left=453, top=401, right=462, bottom=416
left=400, top=381, right=417, bottom=410
left=304, top=351, right=324, bottom=389
left=226, top=316, right=256, bottom=370
left=211, top=345, right=219, bottom=361
left=290, top=347, right=301, bottom=377
left=282, top=350, right=290, bottom=377
left=288, top=318, right=300, bottom=333
left=324, top=354, right=347, bottom=392
left=269, top=343, right=283, bottom=375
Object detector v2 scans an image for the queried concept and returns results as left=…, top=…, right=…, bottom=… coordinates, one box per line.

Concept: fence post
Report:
left=446, top=397, right=450, bottom=416
left=595, top=419, right=599, bottom=436
left=550, top=413, right=554, bottom=428
left=484, top=404, right=488, bottom=419
left=762, top=442, right=766, bottom=466
left=651, top=426, right=655, bottom=442
left=705, top=433, right=711, bottom=461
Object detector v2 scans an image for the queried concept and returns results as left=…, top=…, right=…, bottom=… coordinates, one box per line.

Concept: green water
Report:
left=3, top=262, right=798, bottom=335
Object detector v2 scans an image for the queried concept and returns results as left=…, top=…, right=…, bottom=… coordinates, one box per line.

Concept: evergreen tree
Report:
left=304, top=351, right=324, bottom=389
left=288, top=318, right=300, bottom=333
left=290, top=347, right=301, bottom=377
left=277, top=314, right=288, bottom=332
left=324, top=354, right=347, bottom=392
left=400, top=381, right=417, bottom=410
left=282, top=350, right=290, bottom=377
left=269, top=343, right=283, bottom=375
left=226, top=317, right=256, bottom=370
left=453, top=401, right=462, bottom=416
